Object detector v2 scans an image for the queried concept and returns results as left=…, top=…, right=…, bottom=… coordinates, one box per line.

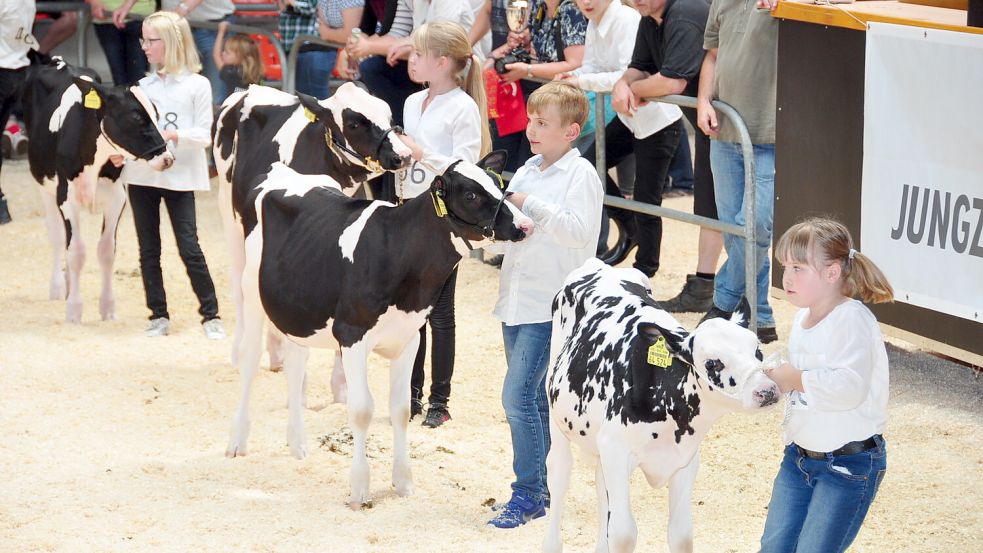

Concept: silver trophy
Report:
left=495, top=0, right=532, bottom=75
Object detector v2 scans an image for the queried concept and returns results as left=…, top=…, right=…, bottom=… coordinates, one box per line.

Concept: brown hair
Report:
left=224, top=33, right=264, bottom=85
left=775, top=217, right=894, bottom=304
left=412, top=21, right=491, bottom=156
left=526, top=81, right=589, bottom=127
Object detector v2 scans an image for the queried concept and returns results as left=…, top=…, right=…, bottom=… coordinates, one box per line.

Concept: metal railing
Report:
left=587, top=90, right=760, bottom=331
left=187, top=19, right=288, bottom=88
left=36, top=2, right=91, bottom=67
left=282, top=34, right=347, bottom=95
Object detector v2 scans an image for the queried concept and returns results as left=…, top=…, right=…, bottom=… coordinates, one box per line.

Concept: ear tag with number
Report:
left=647, top=336, right=672, bottom=367
left=432, top=192, right=448, bottom=217
left=84, top=89, right=101, bottom=110
left=304, top=107, right=316, bottom=122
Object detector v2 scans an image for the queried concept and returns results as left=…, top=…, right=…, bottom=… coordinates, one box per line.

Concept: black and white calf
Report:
left=23, top=54, right=173, bottom=323
left=213, top=83, right=411, bottom=385
left=543, top=259, right=779, bottom=553
left=226, top=153, right=532, bottom=509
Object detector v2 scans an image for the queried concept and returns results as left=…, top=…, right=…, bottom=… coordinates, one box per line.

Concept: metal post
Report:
left=593, top=91, right=606, bottom=178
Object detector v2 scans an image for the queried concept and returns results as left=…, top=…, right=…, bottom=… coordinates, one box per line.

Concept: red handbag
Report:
left=485, top=69, right=528, bottom=137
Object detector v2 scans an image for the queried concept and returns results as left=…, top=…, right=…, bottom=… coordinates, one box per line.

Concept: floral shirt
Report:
left=528, top=0, right=586, bottom=63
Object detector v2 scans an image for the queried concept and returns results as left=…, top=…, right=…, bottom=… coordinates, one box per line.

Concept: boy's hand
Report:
left=764, top=362, right=803, bottom=394
left=507, top=191, right=528, bottom=210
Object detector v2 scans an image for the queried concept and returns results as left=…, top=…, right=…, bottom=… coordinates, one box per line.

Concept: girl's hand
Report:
left=554, top=72, right=579, bottom=87
left=501, top=62, right=527, bottom=83
left=396, top=133, right=423, bottom=161
left=109, top=154, right=125, bottom=168
left=161, top=129, right=179, bottom=144
left=218, top=21, right=229, bottom=33
left=765, top=362, right=803, bottom=394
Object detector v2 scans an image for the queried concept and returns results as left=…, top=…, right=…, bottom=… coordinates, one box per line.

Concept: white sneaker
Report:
left=145, top=317, right=170, bottom=337
left=202, top=318, right=226, bottom=340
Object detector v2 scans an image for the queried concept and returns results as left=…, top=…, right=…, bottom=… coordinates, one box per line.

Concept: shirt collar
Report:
left=525, top=147, right=582, bottom=174
left=144, top=69, right=191, bottom=84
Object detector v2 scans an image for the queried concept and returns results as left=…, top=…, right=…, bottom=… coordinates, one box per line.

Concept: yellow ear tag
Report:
left=647, top=336, right=672, bottom=367
left=84, top=89, right=101, bottom=110
left=432, top=193, right=448, bottom=217
left=304, top=107, right=316, bottom=122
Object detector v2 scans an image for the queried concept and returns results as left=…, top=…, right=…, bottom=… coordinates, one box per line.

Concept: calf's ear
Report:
left=72, top=76, right=111, bottom=109
left=477, top=150, right=509, bottom=175
left=636, top=322, right=693, bottom=366
left=730, top=297, right=752, bottom=329
left=295, top=91, right=331, bottom=122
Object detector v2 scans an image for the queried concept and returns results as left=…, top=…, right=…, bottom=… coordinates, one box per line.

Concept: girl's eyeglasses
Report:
left=139, top=38, right=162, bottom=48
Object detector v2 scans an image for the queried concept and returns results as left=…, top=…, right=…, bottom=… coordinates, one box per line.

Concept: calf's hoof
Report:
left=100, top=298, right=116, bottom=321
left=65, top=301, right=83, bottom=324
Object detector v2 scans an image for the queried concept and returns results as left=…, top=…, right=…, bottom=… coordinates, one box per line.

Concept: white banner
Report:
left=862, top=23, right=983, bottom=323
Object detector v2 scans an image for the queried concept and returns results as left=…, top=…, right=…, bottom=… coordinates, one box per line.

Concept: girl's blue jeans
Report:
left=501, top=322, right=552, bottom=503
left=760, top=436, right=887, bottom=553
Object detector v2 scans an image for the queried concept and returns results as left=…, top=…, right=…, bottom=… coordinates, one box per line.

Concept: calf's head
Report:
left=430, top=151, right=533, bottom=245
left=73, top=77, right=173, bottom=171
left=297, top=83, right=411, bottom=173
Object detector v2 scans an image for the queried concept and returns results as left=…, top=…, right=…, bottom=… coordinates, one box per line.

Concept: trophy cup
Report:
left=494, top=0, right=532, bottom=75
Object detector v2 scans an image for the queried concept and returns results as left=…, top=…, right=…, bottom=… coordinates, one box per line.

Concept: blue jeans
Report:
left=93, top=21, right=148, bottom=86
left=760, top=438, right=887, bottom=553
left=295, top=49, right=336, bottom=100
left=191, top=16, right=233, bottom=104
left=667, top=125, right=694, bottom=190
left=710, top=140, right=776, bottom=327
left=501, top=322, right=552, bottom=503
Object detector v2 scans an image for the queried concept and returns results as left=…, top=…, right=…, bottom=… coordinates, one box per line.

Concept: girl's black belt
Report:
left=795, top=435, right=880, bottom=460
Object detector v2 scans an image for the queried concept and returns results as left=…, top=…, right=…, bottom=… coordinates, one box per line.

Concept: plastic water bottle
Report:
left=348, top=28, right=362, bottom=80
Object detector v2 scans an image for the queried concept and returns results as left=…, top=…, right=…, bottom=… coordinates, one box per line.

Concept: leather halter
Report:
left=430, top=160, right=514, bottom=250
left=324, top=123, right=403, bottom=175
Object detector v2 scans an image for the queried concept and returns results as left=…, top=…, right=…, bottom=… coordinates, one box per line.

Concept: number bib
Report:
left=398, top=160, right=435, bottom=200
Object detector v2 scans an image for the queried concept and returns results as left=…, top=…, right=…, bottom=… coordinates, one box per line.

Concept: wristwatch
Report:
left=526, top=64, right=533, bottom=79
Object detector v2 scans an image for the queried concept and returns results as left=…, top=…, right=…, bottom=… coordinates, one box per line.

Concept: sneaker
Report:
left=145, top=317, right=170, bottom=337
left=0, top=197, right=11, bottom=225
left=661, top=274, right=714, bottom=313
left=487, top=492, right=546, bottom=529
left=202, top=318, right=226, bottom=340
left=422, top=403, right=450, bottom=428
left=757, top=326, right=778, bottom=344
left=410, top=398, right=424, bottom=420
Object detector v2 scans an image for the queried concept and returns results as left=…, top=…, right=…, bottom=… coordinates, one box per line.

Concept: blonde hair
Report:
left=143, top=11, right=201, bottom=75
left=411, top=21, right=491, bottom=156
left=527, top=81, right=589, bottom=127
left=224, top=34, right=264, bottom=84
left=775, top=217, right=894, bottom=304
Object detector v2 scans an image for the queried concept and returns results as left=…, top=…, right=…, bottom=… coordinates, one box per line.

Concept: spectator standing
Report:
left=0, top=0, right=36, bottom=225
left=90, top=0, right=153, bottom=86
left=280, top=0, right=334, bottom=99
left=384, top=0, right=475, bottom=64
left=696, top=0, right=779, bottom=342
left=35, top=0, right=80, bottom=55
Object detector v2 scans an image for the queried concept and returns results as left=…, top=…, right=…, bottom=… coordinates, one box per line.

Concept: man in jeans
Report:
left=696, top=0, right=778, bottom=343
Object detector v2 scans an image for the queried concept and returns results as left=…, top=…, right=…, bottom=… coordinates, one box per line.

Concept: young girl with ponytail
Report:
left=397, top=20, right=491, bottom=428
left=761, top=216, right=895, bottom=553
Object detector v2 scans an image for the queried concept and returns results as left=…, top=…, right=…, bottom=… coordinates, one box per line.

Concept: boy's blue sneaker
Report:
left=487, top=492, right=546, bottom=529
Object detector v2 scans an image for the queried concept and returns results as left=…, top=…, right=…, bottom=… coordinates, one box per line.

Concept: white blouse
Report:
left=123, top=71, right=213, bottom=192
left=783, top=299, right=890, bottom=452
left=0, top=0, right=36, bottom=70
left=398, top=87, right=483, bottom=199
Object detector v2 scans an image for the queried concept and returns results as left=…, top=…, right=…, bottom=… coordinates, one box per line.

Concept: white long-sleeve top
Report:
left=783, top=299, right=890, bottom=452
left=398, top=87, right=482, bottom=199
left=570, top=2, right=680, bottom=139
left=123, top=71, right=213, bottom=192
left=0, top=0, right=36, bottom=70
left=411, top=0, right=475, bottom=31
left=487, top=148, right=603, bottom=326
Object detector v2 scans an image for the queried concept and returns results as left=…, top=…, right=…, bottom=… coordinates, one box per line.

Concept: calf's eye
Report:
left=465, top=191, right=477, bottom=201
left=705, top=359, right=724, bottom=372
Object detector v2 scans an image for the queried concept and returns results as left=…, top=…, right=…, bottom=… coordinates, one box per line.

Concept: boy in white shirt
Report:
left=486, top=81, right=603, bottom=529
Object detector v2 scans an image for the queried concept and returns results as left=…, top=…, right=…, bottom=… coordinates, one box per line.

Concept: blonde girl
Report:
left=122, top=11, right=224, bottom=339
left=761, top=217, right=893, bottom=553
left=396, top=20, right=490, bottom=427
left=213, top=21, right=264, bottom=96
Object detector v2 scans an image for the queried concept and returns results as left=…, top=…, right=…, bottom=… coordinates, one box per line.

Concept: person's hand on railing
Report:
left=697, top=98, right=719, bottom=137
left=112, top=0, right=137, bottom=28
left=756, top=0, right=780, bottom=11
left=554, top=72, right=579, bottom=87
left=90, top=0, right=108, bottom=20
left=612, top=79, right=642, bottom=116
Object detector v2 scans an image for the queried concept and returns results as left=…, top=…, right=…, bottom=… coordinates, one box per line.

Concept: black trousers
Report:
left=128, top=185, right=219, bottom=322
left=0, top=68, right=27, bottom=200
left=411, top=266, right=458, bottom=406
left=584, top=117, right=681, bottom=276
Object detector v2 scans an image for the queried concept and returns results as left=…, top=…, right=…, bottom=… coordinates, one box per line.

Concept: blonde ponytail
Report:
left=463, top=53, right=492, bottom=156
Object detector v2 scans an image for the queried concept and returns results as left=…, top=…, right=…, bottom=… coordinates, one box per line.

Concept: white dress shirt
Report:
left=161, top=0, right=235, bottom=22
left=399, top=87, right=482, bottom=199
left=0, top=0, right=36, bottom=70
left=571, top=1, right=680, bottom=139
left=488, top=148, right=604, bottom=326
left=783, top=299, right=890, bottom=452
left=123, top=71, right=213, bottom=192
left=411, top=0, right=475, bottom=32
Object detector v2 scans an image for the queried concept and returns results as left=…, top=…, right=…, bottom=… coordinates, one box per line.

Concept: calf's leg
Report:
left=96, top=179, right=125, bottom=320
left=342, top=341, right=374, bottom=509
left=41, top=188, right=67, bottom=301
left=543, top=416, right=573, bottom=553
left=225, top=251, right=265, bottom=457
left=666, top=452, right=699, bottom=553
left=599, top=442, right=638, bottom=553
left=63, top=199, right=85, bottom=324
left=283, top=339, right=311, bottom=460
left=331, top=352, right=347, bottom=404
left=388, top=332, right=417, bottom=497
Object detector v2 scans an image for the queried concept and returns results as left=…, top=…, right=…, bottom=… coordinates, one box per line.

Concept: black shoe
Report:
left=0, top=197, right=11, bottom=225
left=757, top=326, right=778, bottom=344
left=422, top=403, right=451, bottom=428
left=410, top=398, right=424, bottom=421
left=661, top=274, right=714, bottom=313
left=698, top=304, right=733, bottom=326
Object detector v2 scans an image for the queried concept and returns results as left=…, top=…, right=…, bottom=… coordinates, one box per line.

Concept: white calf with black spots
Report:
left=543, top=258, right=780, bottom=553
